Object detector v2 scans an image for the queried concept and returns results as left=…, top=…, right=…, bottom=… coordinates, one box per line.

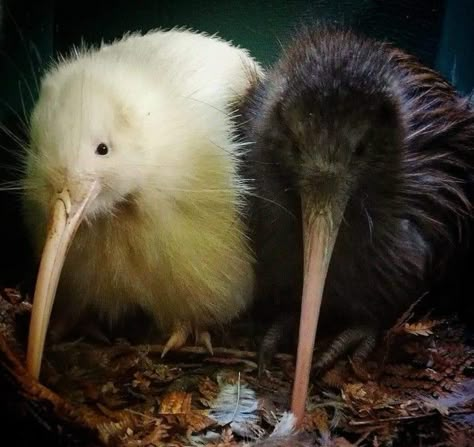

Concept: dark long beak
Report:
left=291, top=193, right=346, bottom=424
left=26, top=182, right=99, bottom=379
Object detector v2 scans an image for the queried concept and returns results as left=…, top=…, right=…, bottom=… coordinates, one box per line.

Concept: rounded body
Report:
left=22, top=29, right=263, bottom=336
left=239, top=25, right=474, bottom=336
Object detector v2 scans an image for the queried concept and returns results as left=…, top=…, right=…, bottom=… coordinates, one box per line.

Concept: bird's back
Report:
left=95, top=28, right=262, bottom=110
left=240, top=25, right=474, bottom=332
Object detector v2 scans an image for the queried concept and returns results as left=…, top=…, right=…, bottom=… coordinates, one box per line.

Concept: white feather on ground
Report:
left=189, top=378, right=320, bottom=447
left=209, top=375, right=261, bottom=438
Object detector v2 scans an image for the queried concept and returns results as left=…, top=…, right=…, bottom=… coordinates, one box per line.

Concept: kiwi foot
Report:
left=258, top=316, right=378, bottom=379
left=312, top=326, right=378, bottom=375
left=257, top=313, right=299, bottom=377
left=161, top=322, right=214, bottom=358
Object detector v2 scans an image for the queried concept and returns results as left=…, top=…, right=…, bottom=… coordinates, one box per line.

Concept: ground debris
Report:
left=0, top=289, right=473, bottom=446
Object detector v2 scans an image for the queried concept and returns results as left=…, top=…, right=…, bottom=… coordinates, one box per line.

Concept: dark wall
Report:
left=0, top=0, right=473, bottom=286
left=5, top=0, right=474, bottom=122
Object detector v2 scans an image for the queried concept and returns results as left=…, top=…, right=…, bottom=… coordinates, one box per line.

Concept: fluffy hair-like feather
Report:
left=238, top=24, right=474, bottom=339
left=21, top=28, right=263, bottom=338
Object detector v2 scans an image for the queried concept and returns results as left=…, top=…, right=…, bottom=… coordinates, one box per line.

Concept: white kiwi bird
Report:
left=19, top=28, right=263, bottom=379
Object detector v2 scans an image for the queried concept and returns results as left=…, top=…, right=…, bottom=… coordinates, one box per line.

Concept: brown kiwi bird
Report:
left=238, top=24, right=474, bottom=422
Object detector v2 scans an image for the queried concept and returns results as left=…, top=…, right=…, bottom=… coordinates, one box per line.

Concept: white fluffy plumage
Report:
left=22, top=28, right=263, bottom=347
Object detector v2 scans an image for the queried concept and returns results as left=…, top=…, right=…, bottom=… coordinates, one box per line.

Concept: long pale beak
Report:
left=26, top=181, right=99, bottom=379
left=291, top=193, right=346, bottom=424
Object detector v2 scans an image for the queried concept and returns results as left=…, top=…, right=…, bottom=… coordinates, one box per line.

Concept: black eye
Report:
left=353, top=141, right=365, bottom=157
left=96, top=143, right=109, bottom=156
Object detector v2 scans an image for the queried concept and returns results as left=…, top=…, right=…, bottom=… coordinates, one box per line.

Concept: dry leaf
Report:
left=343, top=383, right=367, bottom=401
left=403, top=321, right=437, bottom=336
left=158, top=390, right=215, bottom=433
left=132, top=371, right=151, bottom=391
left=1, top=286, right=474, bottom=446
left=97, top=420, right=130, bottom=445
left=219, top=427, right=236, bottom=444
left=159, top=391, right=192, bottom=414
left=0, top=287, right=23, bottom=304
left=302, top=408, right=330, bottom=434
left=187, top=412, right=217, bottom=432
left=127, top=419, right=170, bottom=446
left=101, top=381, right=119, bottom=395
left=199, top=376, right=219, bottom=406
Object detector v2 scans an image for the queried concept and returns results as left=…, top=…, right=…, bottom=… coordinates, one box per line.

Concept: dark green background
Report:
left=1, top=0, right=474, bottom=120
left=0, top=0, right=473, bottom=284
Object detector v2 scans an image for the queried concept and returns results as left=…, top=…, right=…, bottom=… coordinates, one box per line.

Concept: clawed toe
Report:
left=161, top=323, right=214, bottom=358
left=161, top=324, right=190, bottom=358
left=312, top=326, right=378, bottom=375
left=197, top=330, right=214, bottom=355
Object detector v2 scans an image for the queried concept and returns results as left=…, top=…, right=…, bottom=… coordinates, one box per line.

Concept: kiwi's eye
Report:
left=353, top=141, right=365, bottom=157
left=96, top=143, right=109, bottom=156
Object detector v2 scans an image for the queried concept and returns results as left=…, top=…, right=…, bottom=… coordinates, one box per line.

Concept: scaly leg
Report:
left=161, top=322, right=214, bottom=358
left=312, top=326, right=378, bottom=375
left=258, top=321, right=378, bottom=380
left=257, top=313, right=299, bottom=377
